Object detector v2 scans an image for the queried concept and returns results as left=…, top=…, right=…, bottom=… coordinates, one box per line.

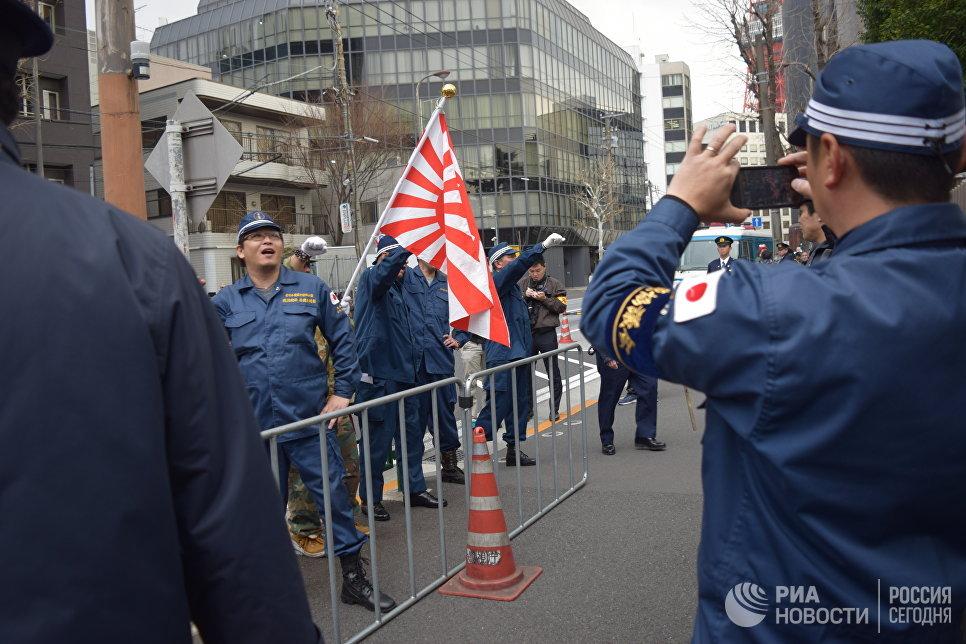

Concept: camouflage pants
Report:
left=287, top=416, right=361, bottom=537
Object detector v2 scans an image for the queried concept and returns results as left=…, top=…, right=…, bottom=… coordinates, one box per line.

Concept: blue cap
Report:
left=789, top=40, right=965, bottom=156
left=2, top=0, right=54, bottom=57
left=376, top=234, right=401, bottom=254
left=236, top=211, right=282, bottom=244
left=488, top=242, right=518, bottom=266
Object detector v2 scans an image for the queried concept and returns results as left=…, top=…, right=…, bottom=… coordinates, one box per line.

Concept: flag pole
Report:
left=338, top=84, right=457, bottom=311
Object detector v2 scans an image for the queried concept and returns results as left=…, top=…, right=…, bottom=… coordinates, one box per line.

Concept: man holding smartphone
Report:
left=582, top=40, right=966, bottom=642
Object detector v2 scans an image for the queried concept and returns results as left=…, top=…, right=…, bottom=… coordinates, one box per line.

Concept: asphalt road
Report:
left=297, top=329, right=707, bottom=643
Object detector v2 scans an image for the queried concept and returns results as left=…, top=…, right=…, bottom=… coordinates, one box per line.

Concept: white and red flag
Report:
left=378, top=107, right=510, bottom=346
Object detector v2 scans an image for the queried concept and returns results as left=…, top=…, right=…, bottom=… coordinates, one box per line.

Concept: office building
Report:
left=640, top=54, right=692, bottom=193
left=12, top=0, right=96, bottom=191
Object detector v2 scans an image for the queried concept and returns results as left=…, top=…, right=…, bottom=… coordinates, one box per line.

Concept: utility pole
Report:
left=165, top=120, right=190, bottom=258
left=754, top=39, right=783, bottom=243
left=326, top=2, right=363, bottom=258
left=95, top=0, right=147, bottom=218
left=31, top=56, right=44, bottom=178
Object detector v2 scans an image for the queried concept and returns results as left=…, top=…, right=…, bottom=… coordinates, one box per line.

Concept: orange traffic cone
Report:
left=438, top=427, right=542, bottom=601
left=557, top=312, right=574, bottom=344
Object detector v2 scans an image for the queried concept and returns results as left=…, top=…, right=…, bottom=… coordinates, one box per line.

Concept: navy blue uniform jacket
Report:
left=403, top=266, right=456, bottom=376
left=0, top=126, right=319, bottom=643
left=583, top=196, right=966, bottom=642
left=706, top=257, right=735, bottom=273
left=354, top=247, right=416, bottom=383
left=213, top=267, right=360, bottom=442
left=485, top=243, right=546, bottom=365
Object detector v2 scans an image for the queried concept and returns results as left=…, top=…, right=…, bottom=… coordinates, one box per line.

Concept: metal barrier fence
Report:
left=259, top=343, right=589, bottom=643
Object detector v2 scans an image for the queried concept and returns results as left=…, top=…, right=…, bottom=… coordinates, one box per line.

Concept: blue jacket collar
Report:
left=237, top=266, right=299, bottom=291
left=834, top=203, right=966, bottom=257
left=0, top=125, right=21, bottom=166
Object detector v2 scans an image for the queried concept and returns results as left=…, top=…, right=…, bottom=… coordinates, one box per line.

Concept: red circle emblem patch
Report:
left=686, top=283, right=707, bottom=302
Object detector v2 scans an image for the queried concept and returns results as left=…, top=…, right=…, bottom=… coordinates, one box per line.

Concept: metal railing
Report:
left=260, top=343, right=589, bottom=643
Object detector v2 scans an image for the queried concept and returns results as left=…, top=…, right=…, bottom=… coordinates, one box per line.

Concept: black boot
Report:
left=440, top=450, right=465, bottom=484
left=340, top=552, right=396, bottom=612
left=505, top=445, right=535, bottom=466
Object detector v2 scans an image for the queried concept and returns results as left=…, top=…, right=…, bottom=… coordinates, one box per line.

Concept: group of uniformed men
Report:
left=213, top=212, right=566, bottom=611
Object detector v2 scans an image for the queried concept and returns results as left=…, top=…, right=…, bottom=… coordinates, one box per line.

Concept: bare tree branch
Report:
left=284, top=88, right=410, bottom=246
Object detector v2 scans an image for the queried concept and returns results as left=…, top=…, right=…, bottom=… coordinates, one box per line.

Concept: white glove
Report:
left=301, top=236, right=329, bottom=257
left=542, top=233, right=565, bottom=249
left=339, top=292, right=352, bottom=310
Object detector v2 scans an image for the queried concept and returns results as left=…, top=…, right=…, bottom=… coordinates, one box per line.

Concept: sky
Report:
left=86, top=0, right=747, bottom=121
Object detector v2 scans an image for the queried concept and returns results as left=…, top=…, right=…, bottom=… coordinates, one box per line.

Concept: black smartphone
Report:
left=730, top=165, right=805, bottom=210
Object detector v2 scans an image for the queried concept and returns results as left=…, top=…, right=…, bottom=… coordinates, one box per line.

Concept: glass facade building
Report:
left=151, top=0, right=648, bottom=253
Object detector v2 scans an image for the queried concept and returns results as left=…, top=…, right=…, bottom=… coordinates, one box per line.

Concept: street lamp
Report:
left=414, top=70, right=450, bottom=138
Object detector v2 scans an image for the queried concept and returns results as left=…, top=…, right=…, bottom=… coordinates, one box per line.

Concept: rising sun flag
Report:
left=376, top=104, right=510, bottom=346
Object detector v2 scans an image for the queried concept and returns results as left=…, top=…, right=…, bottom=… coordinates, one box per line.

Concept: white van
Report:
left=674, top=226, right=774, bottom=285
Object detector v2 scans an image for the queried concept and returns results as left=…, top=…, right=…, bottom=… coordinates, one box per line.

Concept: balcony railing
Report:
left=201, top=208, right=332, bottom=236
left=236, top=132, right=332, bottom=170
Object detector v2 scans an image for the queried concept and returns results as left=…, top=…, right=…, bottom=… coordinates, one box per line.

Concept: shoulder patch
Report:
left=673, top=270, right=724, bottom=323
left=610, top=285, right=672, bottom=374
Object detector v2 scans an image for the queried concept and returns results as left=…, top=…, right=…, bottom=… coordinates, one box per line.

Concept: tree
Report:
left=572, top=153, right=622, bottom=260
left=858, top=0, right=966, bottom=76
left=288, top=89, right=412, bottom=248
left=693, top=0, right=786, bottom=161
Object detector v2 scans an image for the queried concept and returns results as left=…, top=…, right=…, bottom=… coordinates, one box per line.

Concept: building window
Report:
left=361, top=200, right=378, bottom=224
left=221, top=119, right=243, bottom=144
left=37, top=2, right=55, bottom=30
left=207, top=190, right=247, bottom=233
left=661, top=96, right=684, bottom=109
left=42, top=89, right=60, bottom=121
left=664, top=118, right=682, bottom=130
left=261, top=193, right=296, bottom=231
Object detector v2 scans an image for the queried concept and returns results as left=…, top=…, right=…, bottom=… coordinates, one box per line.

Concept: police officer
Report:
left=355, top=235, right=445, bottom=522
left=775, top=241, right=794, bottom=262
left=403, top=259, right=465, bottom=484
left=706, top=235, right=735, bottom=273
left=476, top=234, right=565, bottom=466
left=583, top=40, right=966, bottom=642
left=214, top=213, right=394, bottom=613
left=0, top=6, right=322, bottom=640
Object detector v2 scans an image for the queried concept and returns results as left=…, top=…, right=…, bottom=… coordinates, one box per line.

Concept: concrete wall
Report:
left=136, top=56, right=212, bottom=92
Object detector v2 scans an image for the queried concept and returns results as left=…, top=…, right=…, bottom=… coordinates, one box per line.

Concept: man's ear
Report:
left=820, top=133, right=847, bottom=190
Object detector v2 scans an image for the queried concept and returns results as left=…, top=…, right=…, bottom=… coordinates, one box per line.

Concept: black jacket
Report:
left=0, top=126, right=319, bottom=644
left=807, top=225, right=838, bottom=266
